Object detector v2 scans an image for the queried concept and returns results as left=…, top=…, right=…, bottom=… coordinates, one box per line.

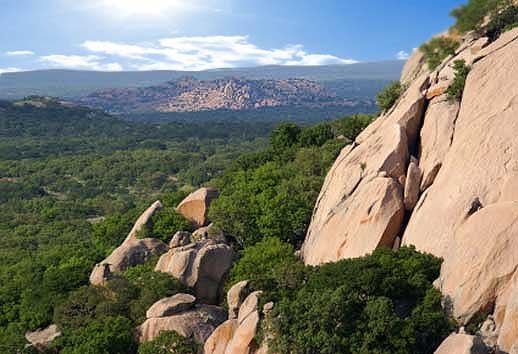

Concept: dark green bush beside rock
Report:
left=376, top=82, right=403, bottom=112
left=227, top=237, right=307, bottom=304
left=447, top=60, right=471, bottom=101
left=450, top=0, right=503, bottom=33
left=486, top=5, right=518, bottom=40
left=138, top=331, right=198, bottom=354
left=269, top=247, right=454, bottom=354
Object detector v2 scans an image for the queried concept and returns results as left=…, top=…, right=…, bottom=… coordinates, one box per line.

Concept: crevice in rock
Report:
left=473, top=33, right=518, bottom=65
left=466, top=197, right=483, bottom=218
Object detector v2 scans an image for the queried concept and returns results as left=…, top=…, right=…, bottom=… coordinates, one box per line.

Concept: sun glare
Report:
left=101, top=0, right=183, bottom=17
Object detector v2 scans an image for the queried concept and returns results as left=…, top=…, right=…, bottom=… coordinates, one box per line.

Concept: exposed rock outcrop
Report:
left=204, top=291, right=263, bottom=354
left=227, top=281, right=250, bottom=320
left=176, top=188, right=220, bottom=228
left=433, top=333, right=488, bottom=354
left=155, top=239, right=233, bottom=304
left=25, top=324, right=61, bottom=350
left=301, top=25, right=518, bottom=351
left=301, top=123, right=408, bottom=265
left=90, top=201, right=168, bottom=285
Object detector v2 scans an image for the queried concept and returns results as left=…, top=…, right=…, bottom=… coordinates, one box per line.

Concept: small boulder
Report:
left=192, top=223, right=226, bottom=243
left=433, top=333, right=487, bottom=354
left=227, top=281, right=249, bottom=320
left=145, top=293, right=196, bottom=319
left=176, top=187, right=219, bottom=228
left=25, top=324, right=61, bottom=350
left=169, top=231, right=192, bottom=248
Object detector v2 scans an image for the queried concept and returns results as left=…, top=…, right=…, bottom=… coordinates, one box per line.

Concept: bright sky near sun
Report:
left=0, top=0, right=467, bottom=73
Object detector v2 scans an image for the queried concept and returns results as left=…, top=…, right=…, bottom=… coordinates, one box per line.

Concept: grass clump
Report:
left=420, top=37, right=460, bottom=71
left=447, top=60, right=471, bottom=101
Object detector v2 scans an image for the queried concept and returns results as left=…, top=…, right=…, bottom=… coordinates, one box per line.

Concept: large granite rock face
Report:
left=418, top=96, right=459, bottom=191
left=176, top=187, right=219, bottom=228
left=401, top=31, right=518, bottom=351
left=299, top=27, right=518, bottom=350
left=301, top=123, right=408, bottom=265
left=155, top=239, right=233, bottom=304
left=400, top=49, right=427, bottom=86
left=433, top=334, right=488, bottom=354
left=403, top=37, right=518, bottom=259
left=138, top=304, right=226, bottom=343
left=90, top=201, right=168, bottom=285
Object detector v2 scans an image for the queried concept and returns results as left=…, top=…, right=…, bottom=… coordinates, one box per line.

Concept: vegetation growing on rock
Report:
left=447, top=60, right=471, bottom=101
left=420, top=37, right=460, bottom=71
left=450, top=0, right=512, bottom=34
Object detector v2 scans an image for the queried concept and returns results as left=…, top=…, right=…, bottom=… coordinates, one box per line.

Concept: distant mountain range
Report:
left=73, top=77, right=373, bottom=114
left=0, top=61, right=404, bottom=100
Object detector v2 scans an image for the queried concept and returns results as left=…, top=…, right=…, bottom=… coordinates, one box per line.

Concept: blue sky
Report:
left=0, top=0, right=466, bottom=73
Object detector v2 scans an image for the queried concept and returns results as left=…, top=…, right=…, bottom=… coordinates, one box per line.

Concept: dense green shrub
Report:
left=447, top=60, right=471, bottom=101
left=54, top=269, right=186, bottom=330
left=420, top=37, right=460, bottom=71
left=269, top=122, right=302, bottom=153
left=50, top=316, right=136, bottom=354
left=269, top=247, right=454, bottom=354
left=486, top=4, right=518, bottom=40
left=227, top=237, right=307, bottom=303
left=331, top=114, right=375, bottom=141
left=376, top=82, right=403, bottom=112
left=138, top=331, right=198, bottom=354
left=450, top=0, right=511, bottom=33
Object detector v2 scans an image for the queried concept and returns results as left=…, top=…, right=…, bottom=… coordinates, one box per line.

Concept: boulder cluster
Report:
left=301, top=27, right=518, bottom=353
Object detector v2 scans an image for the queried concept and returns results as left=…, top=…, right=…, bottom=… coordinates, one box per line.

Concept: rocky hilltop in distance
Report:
left=74, top=77, right=365, bottom=114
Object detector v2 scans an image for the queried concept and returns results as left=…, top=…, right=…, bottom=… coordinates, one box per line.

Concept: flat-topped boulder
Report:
left=145, top=293, right=196, bottom=319
left=176, top=187, right=219, bottom=228
left=137, top=304, right=226, bottom=343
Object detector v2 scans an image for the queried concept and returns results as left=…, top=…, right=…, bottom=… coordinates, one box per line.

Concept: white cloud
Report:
left=396, top=50, right=410, bottom=60
left=0, top=67, right=22, bottom=74
left=81, top=36, right=357, bottom=71
left=6, top=50, right=35, bottom=56
left=39, top=55, right=123, bottom=71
